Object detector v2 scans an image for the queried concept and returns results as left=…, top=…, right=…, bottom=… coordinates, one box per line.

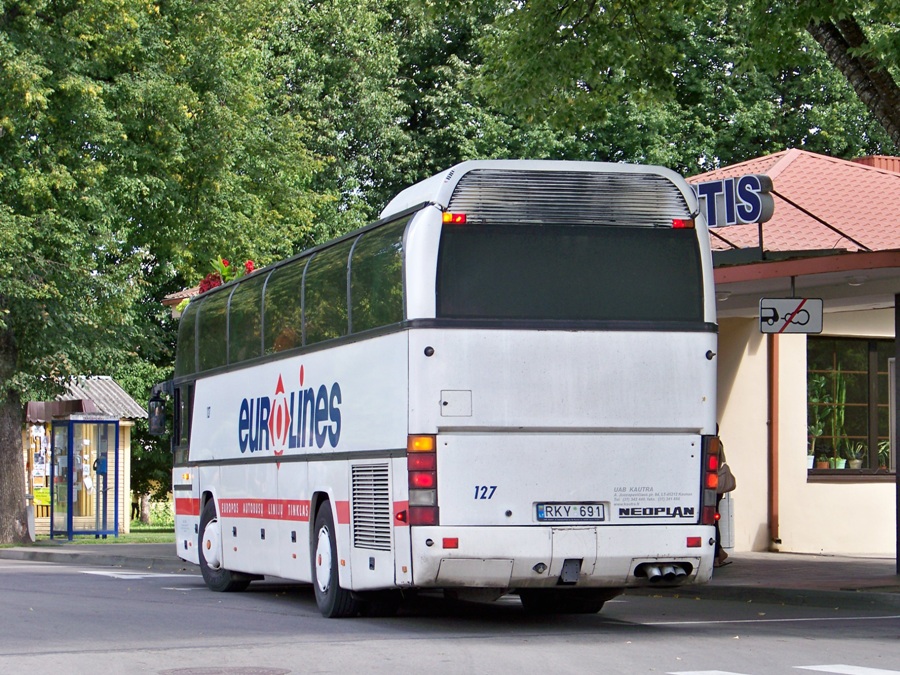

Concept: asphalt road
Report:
left=2, top=558, right=899, bottom=674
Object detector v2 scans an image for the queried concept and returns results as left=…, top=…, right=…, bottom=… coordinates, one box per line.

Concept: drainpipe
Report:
left=768, top=333, right=781, bottom=549
left=895, top=294, right=900, bottom=575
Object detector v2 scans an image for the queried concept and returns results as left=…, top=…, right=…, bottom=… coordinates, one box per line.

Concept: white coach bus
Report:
left=153, top=160, right=721, bottom=617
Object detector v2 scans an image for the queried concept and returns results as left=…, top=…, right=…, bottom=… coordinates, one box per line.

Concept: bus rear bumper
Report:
left=408, top=524, right=715, bottom=590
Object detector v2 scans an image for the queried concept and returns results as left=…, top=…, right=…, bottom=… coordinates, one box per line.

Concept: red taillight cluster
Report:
left=701, top=435, right=720, bottom=525
left=408, top=435, right=439, bottom=526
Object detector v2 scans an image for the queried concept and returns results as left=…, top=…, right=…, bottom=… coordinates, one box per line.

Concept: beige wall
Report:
left=120, top=423, right=132, bottom=535
left=717, top=317, right=772, bottom=552
left=718, top=309, right=897, bottom=555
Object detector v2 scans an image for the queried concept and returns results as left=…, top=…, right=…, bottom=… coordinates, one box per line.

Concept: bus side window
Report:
left=264, top=259, right=307, bottom=354
left=197, top=290, right=229, bottom=371
left=350, top=218, right=406, bottom=332
left=179, top=384, right=193, bottom=448
left=305, top=241, right=351, bottom=345
left=173, top=387, right=182, bottom=447
left=175, top=299, right=199, bottom=378
left=229, top=271, right=267, bottom=364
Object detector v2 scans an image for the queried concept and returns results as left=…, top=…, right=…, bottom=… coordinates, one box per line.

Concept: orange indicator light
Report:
left=442, top=212, right=467, bottom=224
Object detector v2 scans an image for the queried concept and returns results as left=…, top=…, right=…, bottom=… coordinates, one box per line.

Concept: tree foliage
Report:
left=0, top=0, right=322, bottom=542
left=480, top=0, right=897, bottom=165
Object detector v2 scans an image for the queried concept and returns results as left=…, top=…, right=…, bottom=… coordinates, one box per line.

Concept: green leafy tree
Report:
left=479, top=0, right=897, bottom=163
left=266, top=0, right=410, bottom=232
left=0, top=0, right=323, bottom=543
left=390, top=1, right=573, bottom=184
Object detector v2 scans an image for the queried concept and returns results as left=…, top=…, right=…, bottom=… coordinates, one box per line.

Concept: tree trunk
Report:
left=0, top=327, right=28, bottom=544
left=140, top=493, right=151, bottom=525
left=806, top=17, right=900, bottom=148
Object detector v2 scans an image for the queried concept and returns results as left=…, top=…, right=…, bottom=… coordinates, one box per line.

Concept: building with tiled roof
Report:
left=687, top=150, right=900, bottom=560
left=24, top=377, right=146, bottom=539
left=692, top=149, right=900, bottom=254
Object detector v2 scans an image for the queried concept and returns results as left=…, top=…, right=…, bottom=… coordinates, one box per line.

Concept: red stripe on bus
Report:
left=335, top=500, right=351, bottom=525
left=175, top=497, right=200, bottom=516
left=217, top=498, right=311, bottom=522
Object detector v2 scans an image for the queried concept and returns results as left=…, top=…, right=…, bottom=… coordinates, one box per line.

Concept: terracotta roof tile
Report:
left=690, top=150, right=900, bottom=253
left=163, top=286, right=199, bottom=306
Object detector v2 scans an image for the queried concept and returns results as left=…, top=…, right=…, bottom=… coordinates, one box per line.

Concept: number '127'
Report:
left=474, top=485, right=497, bottom=499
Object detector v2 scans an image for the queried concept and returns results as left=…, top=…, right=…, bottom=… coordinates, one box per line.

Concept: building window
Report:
left=807, top=337, right=893, bottom=472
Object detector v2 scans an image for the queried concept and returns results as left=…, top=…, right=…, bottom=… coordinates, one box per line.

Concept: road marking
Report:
left=672, top=669, right=900, bottom=675
left=796, top=667, right=900, bottom=675
left=81, top=571, right=189, bottom=580
left=647, top=614, right=900, bottom=626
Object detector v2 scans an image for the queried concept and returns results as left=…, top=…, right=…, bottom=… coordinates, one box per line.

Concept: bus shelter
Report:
left=50, top=415, right=120, bottom=540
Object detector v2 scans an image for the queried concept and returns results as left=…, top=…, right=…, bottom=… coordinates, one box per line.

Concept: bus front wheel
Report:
left=312, top=503, right=359, bottom=618
left=199, top=500, right=251, bottom=593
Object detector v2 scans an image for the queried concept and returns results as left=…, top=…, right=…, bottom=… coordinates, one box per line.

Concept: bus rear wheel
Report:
left=518, top=588, right=621, bottom=614
left=311, top=503, right=359, bottom=618
left=199, top=499, right=251, bottom=593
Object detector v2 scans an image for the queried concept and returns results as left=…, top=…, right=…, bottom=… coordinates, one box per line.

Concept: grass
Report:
left=30, top=520, right=175, bottom=545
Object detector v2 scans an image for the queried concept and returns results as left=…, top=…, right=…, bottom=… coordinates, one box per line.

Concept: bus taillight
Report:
left=442, top=212, right=467, bottom=225
left=700, top=435, right=720, bottom=525
left=408, top=435, right=439, bottom=526
left=672, top=218, right=695, bottom=228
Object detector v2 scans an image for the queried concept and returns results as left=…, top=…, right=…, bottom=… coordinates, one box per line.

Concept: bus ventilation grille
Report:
left=351, top=463, right=392, bottom=551
left=448, top=169, right=693, bottom=227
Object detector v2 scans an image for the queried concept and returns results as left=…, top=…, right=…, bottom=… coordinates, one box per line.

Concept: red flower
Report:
left=222, top=259, right=230, bottom=267
left=244, top=260, right=255, bottom=274
left=198, top=272, right=222, bottom=293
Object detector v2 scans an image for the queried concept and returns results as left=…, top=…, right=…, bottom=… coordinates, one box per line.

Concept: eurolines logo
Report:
left=238, top=365, right=342, bottom=455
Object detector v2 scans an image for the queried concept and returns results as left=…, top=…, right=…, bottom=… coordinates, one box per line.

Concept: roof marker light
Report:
left=442, top=212, right=467, bottom=225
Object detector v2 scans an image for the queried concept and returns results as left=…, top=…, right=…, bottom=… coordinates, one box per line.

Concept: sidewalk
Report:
left=633, top=551, right=900, bottom=610
left=2, top=542, right=899, bottom=610
left=0, top=541, right=189, bottom=574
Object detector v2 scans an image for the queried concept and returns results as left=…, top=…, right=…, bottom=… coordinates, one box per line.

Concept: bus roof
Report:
left=379, top=160, right=699, bottom=221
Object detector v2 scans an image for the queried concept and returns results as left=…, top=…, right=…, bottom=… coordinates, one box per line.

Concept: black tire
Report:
left=198, top=499, right=251, bottom=593
left=311, top=503, right=359, bottom=618
left=519, top=588, right=622, bottom=614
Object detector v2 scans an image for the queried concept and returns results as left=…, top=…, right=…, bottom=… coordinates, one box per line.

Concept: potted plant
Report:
left=807, top=374, right=831, bottom=470
left=878, top=440, right=891, bottom=470
left=827, top=367, right=847, bottom=469
left=815, top=454, right=830, bottom=469
left=845, top=442, right=865, bottom=469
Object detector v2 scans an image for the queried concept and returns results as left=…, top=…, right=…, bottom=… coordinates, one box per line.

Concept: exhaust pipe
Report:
left=661, top=565, right=678, bottom=581
left=635, top=562, right=688, bottom=583
left=643, top=565, right=663, bottom=582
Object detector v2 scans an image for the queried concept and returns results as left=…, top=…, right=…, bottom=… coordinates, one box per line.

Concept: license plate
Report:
left=536, top=502, right=605, bottom=522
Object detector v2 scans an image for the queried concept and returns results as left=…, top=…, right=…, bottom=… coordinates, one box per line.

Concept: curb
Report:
left=627, top=583, right=900, bottom=611
left=0, top=547, right=194, bottom=574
